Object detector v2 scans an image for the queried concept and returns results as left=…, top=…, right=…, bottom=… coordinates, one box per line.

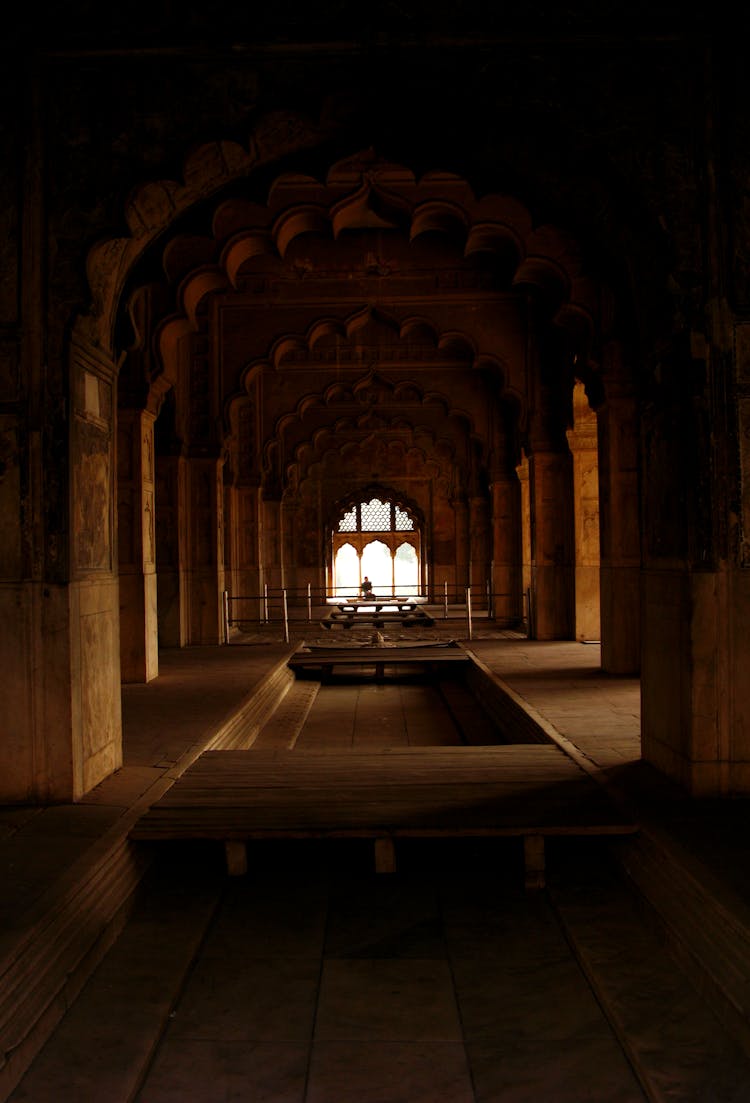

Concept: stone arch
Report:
left=76, top=110, right=336, bottom=357
left=61, top=131, right=642, bottom=805
left=329, top=484, right=426, bottom=597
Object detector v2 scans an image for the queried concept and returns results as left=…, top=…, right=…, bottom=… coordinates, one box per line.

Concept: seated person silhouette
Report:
left=360, top=576, right=374, bottom=599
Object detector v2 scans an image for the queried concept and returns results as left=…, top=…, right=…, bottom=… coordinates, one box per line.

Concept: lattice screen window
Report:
left=360, top=497, right=391, bottom=531
left=338, top=507, right=357, bottom=532
left=394, top=505, right=414, bottom=531
left=331, top=493, right=421, bottom=597
left=334, top=494, right=419, bottom=537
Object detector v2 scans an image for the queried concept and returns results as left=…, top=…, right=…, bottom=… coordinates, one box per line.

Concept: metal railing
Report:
left=222, top=581, right=520, bottom=643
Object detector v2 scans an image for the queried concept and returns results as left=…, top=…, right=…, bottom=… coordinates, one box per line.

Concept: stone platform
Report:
left=5, top=631, right=750, bottom=1099
left=129, top=744, right=637, bottom=887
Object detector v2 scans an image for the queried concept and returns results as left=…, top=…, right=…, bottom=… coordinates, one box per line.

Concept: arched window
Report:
left=334, top=542, right=358, bottom=595
left=330, top=493, right=421, bottom=597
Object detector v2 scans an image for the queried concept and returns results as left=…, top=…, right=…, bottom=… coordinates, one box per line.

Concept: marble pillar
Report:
left=223, top=483, right=263, bottom=626
left=490, top=474, right=522, bottom=624
left=185, top=456, right=225, bottom=644
left=515, top=455, right=532, bottom=630
left=567, top=385, right=601, bottom=643
left=118, top=408, right=159, bottom=682
left=155, top=453, right=188, bottom=647
left=528, top=446, right=574, bottom=640
left=452, top=496, right=470, bottom=595
left=597, top=377, right=641, bottom=673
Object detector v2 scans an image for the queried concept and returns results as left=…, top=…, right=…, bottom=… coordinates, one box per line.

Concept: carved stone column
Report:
left=525, top=313, right=575, bottom=640
left=515, top=454, right=532, bottom=629
left=527, top=444, right=574, bottom=639
left=2, top=334, right=124, bottom=801
left=260, top=495, right=284, bottom=595
left=224, top=483, right=262, bottom=626
left=185, top=456, right=225, bottom=644
left=452, top=496, right=470, bottom=594
left=490, top=473, right=522, bottom=624
left=281, top=498, right=297, bottom=597
left=118, top=408, right=159, bottom=681
left=597, top=368, right=640, bottom=672
left=567, top=384, right=601, bottom=643
left=156, top=453, right=188, bottom=647
left=469, top=496, right=491, bottom=607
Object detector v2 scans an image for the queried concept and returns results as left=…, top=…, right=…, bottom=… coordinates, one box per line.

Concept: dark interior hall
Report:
left=3, top=4, right=750, bottom=1100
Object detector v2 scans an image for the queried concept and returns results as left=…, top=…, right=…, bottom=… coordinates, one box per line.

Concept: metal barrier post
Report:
left=282, top=588, right=290, bottom=643
left=222, top=590, right=230, bottom=644
left=466, top=586, right=473, bottom=640
left=307, top=582, right=312, bottom=622
left=443, top=580, right=449, bottom=619
left=263, top=583, right=269, bottom=624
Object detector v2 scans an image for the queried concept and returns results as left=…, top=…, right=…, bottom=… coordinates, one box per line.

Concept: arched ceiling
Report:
left=101, top=135, right=613, bottom=501
left=152, top=149, right=601, bottom=371
left=258, top=366, right=478, bottom=496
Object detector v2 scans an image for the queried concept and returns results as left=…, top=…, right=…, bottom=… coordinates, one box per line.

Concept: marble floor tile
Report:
left=314, top=958, right=462, bottom=1042
left=8, top=1014, right=170, bottom=1103
left=325, top=875, right=444, bottom=959
left=451, top=954, right=613, bottom=1043
left=467, top=1037, right=647, bottom=1103
left=307, top=1041, right=475, bottom=1103
left=7, top=869, right=220, bottom=1103
left=137, top=1040, right=308, bottom=1103
left=168, top=955, right=321, bottom=1042
left=440, top=884, right=567, bottom=961
left=199, top=875, right=328, bottom=959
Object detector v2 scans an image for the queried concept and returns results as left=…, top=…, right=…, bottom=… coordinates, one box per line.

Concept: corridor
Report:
left=6, top=632, right=750, bottom=1102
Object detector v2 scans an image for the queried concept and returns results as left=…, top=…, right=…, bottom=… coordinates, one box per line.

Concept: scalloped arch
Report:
left=76, top=110, right=333, bottom=354
left=76, top=134, right=607, bottom=360
left=294, top=433, right=450, bottom=505
left=410, top=199, right=470, bottom=241
left=328, top=482, right=426, bottom=529
left=251, top=358, right=481, bottom=477
left=235, top=307, right=478, bottom=389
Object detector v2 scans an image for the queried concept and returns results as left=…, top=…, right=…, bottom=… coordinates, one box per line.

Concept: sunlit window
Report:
left=360, top=497, right=391, bottom=531
left=334, top=542, right=358, bottom=593
left=338, top=507, right=357, bottom=532
left=394, top=505, right=414, bottom=531
left=331, top=493, right=421, bottom=598
left=394, top=541, right=418, bottom=594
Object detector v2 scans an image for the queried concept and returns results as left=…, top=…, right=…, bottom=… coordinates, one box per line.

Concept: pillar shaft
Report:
left=597, top=384, right=641, bottom=673
left=528, top=448, right=574, bottom=639
left=155, top=453, right=188, bottom=647
left=224, top=483, right=262, bottom=625
left=118, top=408, right=159, bottom=682
left=452, top=497, right=470, bottom=593
left=1, top=336, right=123, bottom=801
left=185, top=456, right=225, bottom=644
left=490, top=475, right=522, bottom=624
left=260, top=496, right=284, bottom=594
left=567, top=390, right=601, bottom=643
left=470, top=496, right=491, bottom=607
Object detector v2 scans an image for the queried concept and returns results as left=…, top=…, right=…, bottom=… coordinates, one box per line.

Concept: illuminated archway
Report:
left=331, top=493, right=422, bottom=597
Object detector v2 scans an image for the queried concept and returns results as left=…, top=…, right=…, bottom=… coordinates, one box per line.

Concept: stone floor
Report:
left=4, top=617, right=750, bottom=1101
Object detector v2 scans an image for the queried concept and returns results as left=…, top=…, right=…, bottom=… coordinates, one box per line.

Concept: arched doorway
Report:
left=51, top=141, right=640, bottom=802
left=331, top=493, right=422, bottom=598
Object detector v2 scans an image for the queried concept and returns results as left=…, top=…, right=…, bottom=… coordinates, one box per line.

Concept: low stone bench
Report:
left=129, top=747, right=638, bottom=890
left=320, top=606, right=435, bottom=630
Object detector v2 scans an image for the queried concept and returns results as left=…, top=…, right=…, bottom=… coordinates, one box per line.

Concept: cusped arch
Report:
left=284, top=421, right=458, bottom=501
left=78, top=110, right=332, bottom=355
left=79, top=137, right=613, bottom=373
left=234, top=308, right=480, bottom=397
left=242, top=357, right=486, bottom=490
left=330, top=483, right=425, bottom=533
